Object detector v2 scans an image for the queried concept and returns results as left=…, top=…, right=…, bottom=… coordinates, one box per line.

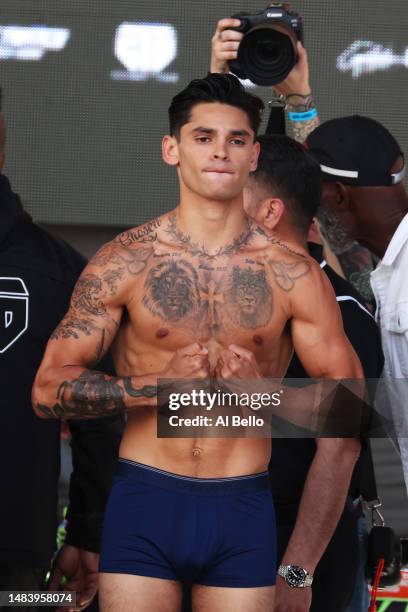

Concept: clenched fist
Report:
left=161, top=343, right=210, bottom=380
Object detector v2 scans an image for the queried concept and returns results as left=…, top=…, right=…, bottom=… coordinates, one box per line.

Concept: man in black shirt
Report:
left=246, top=135, right=384, bottom=612
left=0, top=102, right=123, bottom=609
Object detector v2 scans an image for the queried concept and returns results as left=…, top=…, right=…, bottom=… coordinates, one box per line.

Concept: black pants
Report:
left=277, top=507, right=360, bottom=612
left=0, top=564, right=49, bottom=612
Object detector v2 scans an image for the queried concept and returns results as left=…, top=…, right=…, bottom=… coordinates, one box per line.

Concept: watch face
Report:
left=286, top=566, right=308, bottom=587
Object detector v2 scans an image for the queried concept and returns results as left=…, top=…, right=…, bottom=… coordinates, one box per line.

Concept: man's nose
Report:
left=213, top=140, right=229, bottom=160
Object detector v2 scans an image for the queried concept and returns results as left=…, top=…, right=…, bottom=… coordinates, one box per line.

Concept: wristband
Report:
left=288, top=108, right=318, bottom=122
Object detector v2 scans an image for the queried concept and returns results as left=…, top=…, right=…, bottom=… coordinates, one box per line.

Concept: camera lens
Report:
left=236, top=23, right=297, bottom=86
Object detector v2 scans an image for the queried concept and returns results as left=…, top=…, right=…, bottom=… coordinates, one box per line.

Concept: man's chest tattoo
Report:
left=142, top=256, right=274, bottom=332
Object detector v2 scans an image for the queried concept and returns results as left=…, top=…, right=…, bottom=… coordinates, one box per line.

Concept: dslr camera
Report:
left=229, top=3, right=303, bottom=86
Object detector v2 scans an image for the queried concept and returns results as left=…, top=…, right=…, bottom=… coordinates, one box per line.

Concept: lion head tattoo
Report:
left=225, top=266, right=273, bottom=328
left=143, top=259, right=201, bottom=322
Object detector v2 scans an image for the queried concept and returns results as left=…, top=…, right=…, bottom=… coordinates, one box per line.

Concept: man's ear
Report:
left=162, top=135, right=179, bottom=167
left=334, top=181, right=352, bottom=210
left=250, top=140, right=260, bottom=172
left=257, top=197, right=285, bottom=231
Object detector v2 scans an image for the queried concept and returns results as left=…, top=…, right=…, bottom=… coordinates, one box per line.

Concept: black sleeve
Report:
left=338, top=302, right=384, bottom=379
left=338, top=301, right=384, bottom=498
left=65, top=352, right=124, bottom=552
left=65, top=413, right=124, bottom=552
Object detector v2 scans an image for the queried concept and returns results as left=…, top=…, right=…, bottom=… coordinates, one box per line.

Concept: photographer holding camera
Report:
left=209, top=13, right=383, bottom=612
left=211, top=11, right=376, bottom=304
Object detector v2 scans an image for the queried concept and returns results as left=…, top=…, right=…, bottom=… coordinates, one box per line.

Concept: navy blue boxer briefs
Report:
left=99, top=459, right=277, bottom=588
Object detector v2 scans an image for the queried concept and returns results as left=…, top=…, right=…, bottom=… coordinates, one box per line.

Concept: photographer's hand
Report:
left=273, top=41, right=311, bottom=101
left=210, top=18, right=243, bottom=73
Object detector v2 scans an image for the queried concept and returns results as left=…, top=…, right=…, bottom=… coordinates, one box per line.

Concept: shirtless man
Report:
left=32, top=73, right=362, bottom=612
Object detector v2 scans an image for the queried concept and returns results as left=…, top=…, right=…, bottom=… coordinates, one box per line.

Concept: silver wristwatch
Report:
left=278, top=564, right=313, bottom=588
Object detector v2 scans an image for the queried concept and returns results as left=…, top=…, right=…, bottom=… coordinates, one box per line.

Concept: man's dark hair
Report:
left=252, top=134, right=322, bottom=233
left=168, top=73, right=264, bottom=139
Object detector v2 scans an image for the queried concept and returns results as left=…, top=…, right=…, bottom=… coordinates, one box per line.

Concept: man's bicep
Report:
left=290, top=272, right=362, bottom=378
left=45, top=257, right=125, bottom=368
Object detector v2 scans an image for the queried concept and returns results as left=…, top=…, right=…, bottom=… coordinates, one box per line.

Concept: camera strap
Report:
left=265, top=104, right=286, bottom=136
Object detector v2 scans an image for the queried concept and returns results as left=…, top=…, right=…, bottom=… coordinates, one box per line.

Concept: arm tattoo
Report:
left=51, top=316, right=97, bottom=339
left=35, top=371, right=158, bottom=419
left=72, top=274, right=107, bottom=316
left=165, top=214, right=255, bottom=259
left=123, top=378, right=157, bottom=398
left=268, top=259, right=310, bottom=291
left=287, top=115, right=320, bottom=144
left=285, top=97, right=320, bottom=144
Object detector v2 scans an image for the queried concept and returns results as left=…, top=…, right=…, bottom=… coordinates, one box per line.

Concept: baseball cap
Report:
left=306, top=115, right=405, bottom=187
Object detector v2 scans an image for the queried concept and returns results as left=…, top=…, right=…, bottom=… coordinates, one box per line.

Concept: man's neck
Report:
left=175, top=193, right=250, bottom=256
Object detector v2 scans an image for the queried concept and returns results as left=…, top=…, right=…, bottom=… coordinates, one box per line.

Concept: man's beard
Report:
left=317, top=205, right=355, bottom=255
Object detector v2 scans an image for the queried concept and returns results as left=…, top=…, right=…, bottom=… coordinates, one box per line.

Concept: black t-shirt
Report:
left=0, top=175, right=123, bottom=565
left=269, top=249, right=384, bottom=522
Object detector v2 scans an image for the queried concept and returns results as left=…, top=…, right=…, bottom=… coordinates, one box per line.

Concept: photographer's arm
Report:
left=210, top=21, right=319, bottom=144
left=272, top=42, right=320, bottom=143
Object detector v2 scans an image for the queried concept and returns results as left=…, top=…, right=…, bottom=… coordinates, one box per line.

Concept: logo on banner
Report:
left=337, top=40, right=408, bottom=78
left=0, top=25, right=70, bottom=61
left=0, top=277, right=29, bottom=353
left=111, top=22, right=179, bottom=82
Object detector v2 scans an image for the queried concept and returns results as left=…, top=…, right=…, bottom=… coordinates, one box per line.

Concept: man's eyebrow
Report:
left=191, top=127, right=251, bottom=137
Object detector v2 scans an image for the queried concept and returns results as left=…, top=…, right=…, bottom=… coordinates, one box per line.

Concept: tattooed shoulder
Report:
left=114, top=218, right=161, bottom=247
left=91, top=237, right=154, bottom=277
left=267, top=254, right=311, bottom=292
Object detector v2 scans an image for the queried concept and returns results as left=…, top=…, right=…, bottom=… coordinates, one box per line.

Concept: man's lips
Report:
left=203, top=168, right=234, bottom=174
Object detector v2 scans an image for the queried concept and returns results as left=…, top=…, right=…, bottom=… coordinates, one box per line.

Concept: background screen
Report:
left=1, top=0, right=407, bottom=226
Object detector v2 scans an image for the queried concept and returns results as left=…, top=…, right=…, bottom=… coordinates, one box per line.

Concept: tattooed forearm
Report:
left=285, top=96, right=320, bottom=144
left=35, top=370, right=158, bottom=419
left=287, top=115, right=320, bottom=144
left=123, top=378, right=157, bottom=398
left=268, top=259, right=310, bottom=291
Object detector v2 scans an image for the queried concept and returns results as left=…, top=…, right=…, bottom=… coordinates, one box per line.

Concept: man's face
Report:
left=168, top=102, right=259, bottom=202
